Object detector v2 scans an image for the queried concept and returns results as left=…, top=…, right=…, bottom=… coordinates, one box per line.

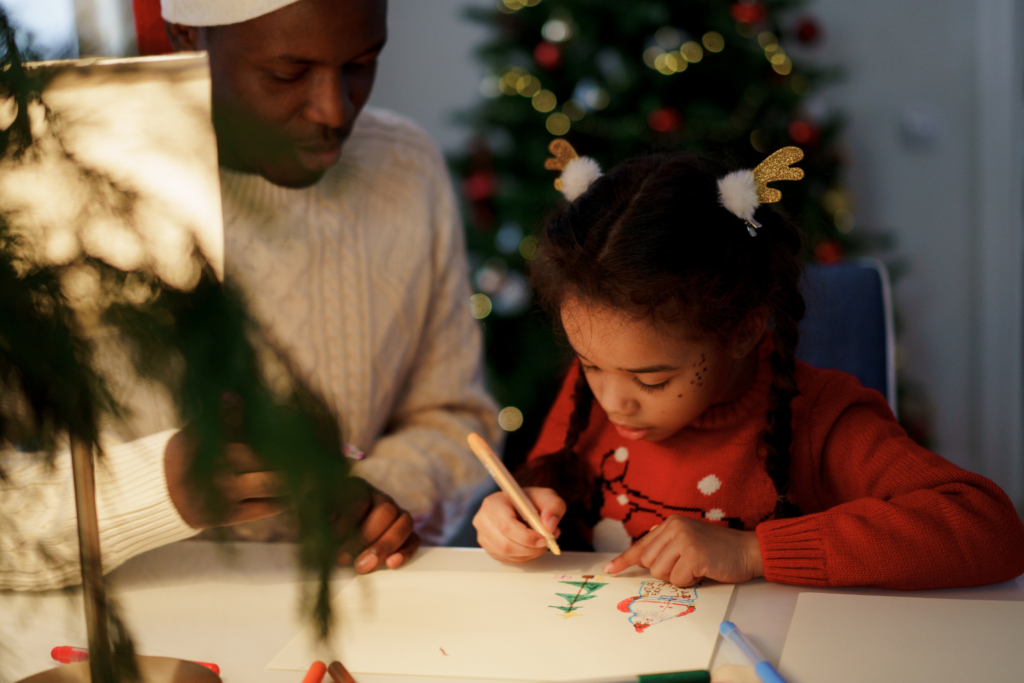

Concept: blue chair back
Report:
left=796, top=258, right=897, bottom=415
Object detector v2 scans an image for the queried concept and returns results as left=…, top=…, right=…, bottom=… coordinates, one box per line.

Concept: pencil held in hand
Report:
left=467, top=432, right=561, bottom=555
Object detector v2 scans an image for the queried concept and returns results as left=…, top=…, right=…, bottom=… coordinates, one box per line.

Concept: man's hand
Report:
left=165, top=430, right=285, bottom=529
left=604, top=514, right=764, bottom=587
left=473, top=487, right=564, bottom=564
left=336, top=484, right=420, bottom=573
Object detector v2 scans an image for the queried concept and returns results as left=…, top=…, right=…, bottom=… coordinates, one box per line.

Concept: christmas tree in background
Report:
left=449, top=0, right=908, bottom=470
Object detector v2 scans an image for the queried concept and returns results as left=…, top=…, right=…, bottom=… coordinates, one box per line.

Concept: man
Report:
left=0, top=0, right=499, bottom=590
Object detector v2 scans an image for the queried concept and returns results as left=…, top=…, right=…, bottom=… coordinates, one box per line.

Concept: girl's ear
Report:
left=732, top=307, right=770, bottom=358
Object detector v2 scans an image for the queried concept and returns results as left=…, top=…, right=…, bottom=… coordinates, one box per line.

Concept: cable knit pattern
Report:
left=0, top=429, right=196, bottom=591
left=528, top=353, right=1024, bottom=590
left=220, top=109, right=499, bottom=538
left=0, top=108, right=499, bottom=588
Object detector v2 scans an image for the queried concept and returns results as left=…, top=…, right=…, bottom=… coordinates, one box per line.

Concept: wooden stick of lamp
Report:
left=69, top=436, right=114, bottom=682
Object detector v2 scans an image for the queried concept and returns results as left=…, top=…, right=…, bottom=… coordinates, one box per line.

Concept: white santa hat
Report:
left=162, top=0, right=302, bottom=26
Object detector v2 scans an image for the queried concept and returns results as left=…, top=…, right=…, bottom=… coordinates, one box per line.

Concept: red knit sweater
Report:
left=527, top=354, right=1024, bottom=590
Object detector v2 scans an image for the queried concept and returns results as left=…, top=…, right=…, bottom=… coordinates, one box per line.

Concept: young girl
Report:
left=473, top=148, right=1024, bottom=590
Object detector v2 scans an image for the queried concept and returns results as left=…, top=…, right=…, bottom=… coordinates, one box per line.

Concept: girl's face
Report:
left=560, top=298, right=764, bottom=443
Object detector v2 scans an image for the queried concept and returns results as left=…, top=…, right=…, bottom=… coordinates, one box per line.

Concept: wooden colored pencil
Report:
left=467, top=432, right=561, bottom=555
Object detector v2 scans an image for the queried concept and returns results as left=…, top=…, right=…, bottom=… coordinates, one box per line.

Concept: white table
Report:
left=2, top=541, right=1023, bottom=683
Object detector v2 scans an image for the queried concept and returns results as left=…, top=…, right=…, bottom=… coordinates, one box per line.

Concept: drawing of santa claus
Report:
left=617, top=580, right=699, bottom=633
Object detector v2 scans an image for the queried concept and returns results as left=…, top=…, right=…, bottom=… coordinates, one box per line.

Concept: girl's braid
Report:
left=761, top=262, right=805, bottom=519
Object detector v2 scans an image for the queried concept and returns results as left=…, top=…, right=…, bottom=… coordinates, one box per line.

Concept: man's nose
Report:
left=305, top=70, right=352, bottom=129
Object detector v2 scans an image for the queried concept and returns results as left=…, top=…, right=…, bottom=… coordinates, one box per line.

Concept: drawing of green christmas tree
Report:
left=549, top=575, right=608, bottom=619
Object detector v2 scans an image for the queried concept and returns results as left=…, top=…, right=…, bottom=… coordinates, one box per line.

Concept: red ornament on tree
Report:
left=647, top=107, right=682, bottom=134
left=796, top=17, right=822, bottom=45
left=788, top=119, right=820, bottom=145
left=462, top=172, right=497, bottom=202
left=533, top=41, right=562, bottom=70
left=814, top=240, right=844, bottom=265
left=729, top=2, right=767, bottom=25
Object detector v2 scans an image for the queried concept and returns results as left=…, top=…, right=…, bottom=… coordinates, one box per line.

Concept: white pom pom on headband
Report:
left=544, top=140, right=806, bottom=238
left=544, top=139, right=602, bottom=202
left=717, top=146, right=805, bottom=236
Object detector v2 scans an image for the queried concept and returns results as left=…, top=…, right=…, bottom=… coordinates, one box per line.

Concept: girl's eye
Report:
left=580, top=363, right=598, bottom=373
left=634, top=377, right=668, bottom=393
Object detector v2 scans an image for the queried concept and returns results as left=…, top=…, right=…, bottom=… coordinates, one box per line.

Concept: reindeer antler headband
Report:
left=716, top=146, right=805, bottom=236
left=545, top=141, right=805, bottom=237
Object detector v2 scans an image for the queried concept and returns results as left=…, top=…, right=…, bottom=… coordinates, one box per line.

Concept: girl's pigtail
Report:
left=762, top=273, right=805, bottom=520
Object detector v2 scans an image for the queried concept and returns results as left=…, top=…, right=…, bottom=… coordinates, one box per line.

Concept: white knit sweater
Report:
left=0, top=108, right=499, bottom=590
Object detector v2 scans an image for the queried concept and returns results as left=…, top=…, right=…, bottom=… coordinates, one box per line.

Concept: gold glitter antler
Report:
left=545, top=139, right=579, bottom=192
left=752, top=146, right=805, bottom=204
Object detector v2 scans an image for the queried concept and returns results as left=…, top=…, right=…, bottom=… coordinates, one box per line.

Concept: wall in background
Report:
left=1, top=0, right=78, bottom=55
left=368, top=0, right=490, bottom=152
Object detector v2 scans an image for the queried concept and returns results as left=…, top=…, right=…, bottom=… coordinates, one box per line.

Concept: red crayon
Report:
left=51, top=647, right=220, bottom=675
left=302, top=661, right=327, bottom=683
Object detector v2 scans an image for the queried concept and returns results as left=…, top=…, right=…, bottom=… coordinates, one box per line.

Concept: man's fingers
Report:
left=355, top=509, right=414, bottom=573
left=385, top=532, right=421, bottom=569
left=230, top=471, right=285, bottom=501
left=230, top=498, right=286, bottom=525
left=223, top=443, right=268, bottom=474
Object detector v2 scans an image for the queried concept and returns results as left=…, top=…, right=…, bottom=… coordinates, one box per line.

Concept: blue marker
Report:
left=719, top=621, right=787, bottom=683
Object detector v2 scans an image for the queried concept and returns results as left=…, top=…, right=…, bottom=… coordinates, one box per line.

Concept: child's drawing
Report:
left=549, top=575, right=608, bottom=618
left=617, top=580, right=699, bottom=633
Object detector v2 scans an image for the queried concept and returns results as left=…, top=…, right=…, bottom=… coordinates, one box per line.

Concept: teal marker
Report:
left=719, top=621, right=787, bottom=683
left=566, top=672, right=710, bottom=683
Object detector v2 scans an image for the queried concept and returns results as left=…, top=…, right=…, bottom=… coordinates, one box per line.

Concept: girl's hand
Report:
left=603, top=514, right=764, bottom=587
left=474, top=488, right=564, bottom=564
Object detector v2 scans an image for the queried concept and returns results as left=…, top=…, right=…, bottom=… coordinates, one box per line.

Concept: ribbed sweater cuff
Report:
left=96, top=429, right=199, bottom=574
left=756, top=516, right=829, bottom=586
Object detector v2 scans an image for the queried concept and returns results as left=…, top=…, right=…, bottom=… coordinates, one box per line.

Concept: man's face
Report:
left=170, top=0, right=387, bottom=188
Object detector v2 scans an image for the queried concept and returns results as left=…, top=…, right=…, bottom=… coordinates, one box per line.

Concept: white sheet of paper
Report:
left=778, top=593, right=1024, bottom=683
left=267, top=570, right=734, bottom=680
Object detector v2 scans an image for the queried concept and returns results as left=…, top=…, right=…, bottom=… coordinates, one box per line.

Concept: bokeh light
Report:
left=479, top=75, right=501, bottom=98
left=519, top=234, right=540, bottom=259
left=495, top=222, right=523, bottom=254
left=498, top=406, right=524, bottom=432
left=750, top=129, right=768, bottom=153
left=654, top=26, right=681, bottom=50
left=470, top=293, right=493, bottom=319
left=772, top=58, right=793, bottom=75
left=532, top=89, right=557, bottom=112
left=643, top=46, right=664, bottom=69
left=516, top=75, right=541, bottom=97
left=542, top=18, right=573, bottom=42
left=680, top=41, right=703, bottom=63
left=562, top=99, right=585, bottom=121
left=702, top=31, right=725, bottom=53
left=834, top=209, right=855, bottom=233
left=545, top=112, right=571, bottom=135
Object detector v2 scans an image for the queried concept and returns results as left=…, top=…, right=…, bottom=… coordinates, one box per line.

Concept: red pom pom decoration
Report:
left=647, top=107, right=683, bottom=133
left=533, top=41, right=562, bottom=70
left=729, top=2, right=767, bottom=25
